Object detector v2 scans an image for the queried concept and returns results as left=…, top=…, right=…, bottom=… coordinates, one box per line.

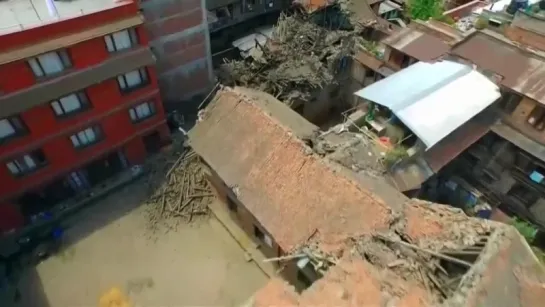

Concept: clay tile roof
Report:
left=252, top=256, right=431, bottom=306
left=452, top=30, right=545, bottom=105
left=446, top=226, right=545, bottom=307
left=383, top=27, right=451, bottom=62
left=189, top=87, right=392, bottom=251
left=252, top=278, right=299, bottom=307
left=250, top=215, right=545, bottom=307
left=297, top=257, right=384, bottom=306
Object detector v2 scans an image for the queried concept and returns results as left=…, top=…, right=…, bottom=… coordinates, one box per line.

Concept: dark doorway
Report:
left=85, top=151, right=124, bottom=186
left=143, top=131, right=162, bottom=154
left=18, top=178, right=77, bottom=220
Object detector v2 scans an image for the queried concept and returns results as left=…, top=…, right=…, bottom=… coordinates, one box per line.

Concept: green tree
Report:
left=407, top=0, right=444, bottom=21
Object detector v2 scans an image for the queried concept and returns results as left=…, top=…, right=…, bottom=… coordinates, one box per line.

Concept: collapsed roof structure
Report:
left=190, top=87, right=545, bottom=306
left=219, top=0, right=392, bottom=107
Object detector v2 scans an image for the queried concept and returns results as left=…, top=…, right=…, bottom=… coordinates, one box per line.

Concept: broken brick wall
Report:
left=140, top=0, right=214, bottom=107
left=448, top=227, right=545, bottom=307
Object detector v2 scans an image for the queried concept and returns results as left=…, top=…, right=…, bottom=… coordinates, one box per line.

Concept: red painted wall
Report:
left=0, top=202, right=24, bottom=233
left=0, top=2, right=140, bottom=52
left=0, top=79, right=166, bottom=202
left=0, top=5, right=167, bottom=205
left=0, top=26, right=150, bottom=94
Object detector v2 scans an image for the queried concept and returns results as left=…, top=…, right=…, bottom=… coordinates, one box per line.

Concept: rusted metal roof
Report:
left=349, top=0, right=382, bottom=25
left=382, top=27, right=451, bottom=61
left=424, top=106, right=498, bottom=172
left=452, top=30, right=545, bottom=105
left=354, top=50, right=384, bottom=71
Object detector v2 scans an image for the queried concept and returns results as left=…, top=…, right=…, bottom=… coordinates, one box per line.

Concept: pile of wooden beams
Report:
left=144, top=148, right=213, bottom=235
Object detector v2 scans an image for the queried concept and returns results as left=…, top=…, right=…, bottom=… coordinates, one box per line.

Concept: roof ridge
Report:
left=395, top=62, right=474, bottom=111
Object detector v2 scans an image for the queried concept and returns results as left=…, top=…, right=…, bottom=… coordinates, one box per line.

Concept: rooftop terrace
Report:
left=0, top=0, right=123, bottom=35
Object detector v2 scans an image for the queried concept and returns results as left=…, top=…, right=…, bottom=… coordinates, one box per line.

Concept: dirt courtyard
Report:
left=14, top=180, right=268, bottom=307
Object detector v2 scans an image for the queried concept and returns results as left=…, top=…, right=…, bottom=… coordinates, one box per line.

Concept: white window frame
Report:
left=6, top=149, right=47, bottom=176
left=104, top=28, right=139, bottom=53
left=51, top=92, right=90, bottom=117
left=0, top=116, right=27, bottom=141
left=28, top=50, right=72, bottom=78
left=117, top=68, right=148, bottom=92
left=70, top=126, right=102, bottom=149
left=129, top=101, right=155, bottom=122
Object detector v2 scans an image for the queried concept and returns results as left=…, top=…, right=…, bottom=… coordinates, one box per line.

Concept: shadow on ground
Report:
left=59, top=179, right=149, bottom=248
left=3, top=266, right=49, bottom=307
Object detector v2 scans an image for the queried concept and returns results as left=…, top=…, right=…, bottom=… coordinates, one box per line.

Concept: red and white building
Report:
left=0, top=0, right=170, bottom=232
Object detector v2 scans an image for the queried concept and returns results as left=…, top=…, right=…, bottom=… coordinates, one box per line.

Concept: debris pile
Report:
left=220, top=11, right=358, bottom=106
left=281, top=202, right=494, bottom=303
left=143, top=146, right=213, bottom=235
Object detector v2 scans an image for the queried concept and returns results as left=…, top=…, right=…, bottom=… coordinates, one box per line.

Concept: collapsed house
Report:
left=189, top=87, right=545, bottom=306
left=218, top=0, right=395, bottom=126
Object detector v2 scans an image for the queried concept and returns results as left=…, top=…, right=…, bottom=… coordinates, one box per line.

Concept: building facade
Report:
left=140, top=0, right=214, bottom=105
left=433, top=8, right=545, bottom=230
left=0, top=2, right=169, bottom=232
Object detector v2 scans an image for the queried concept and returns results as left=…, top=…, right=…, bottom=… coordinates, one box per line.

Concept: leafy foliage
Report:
left=407, top=0, right=444, bottom=21
left=383, top=146, right=409, bottom=168
left=512, top=218, right=537, bottom=243
left=361, top=41, right=382, bottom=59
left=436, top=14, right=456, bottom=25
left=474, top=17, right=488, bottom=30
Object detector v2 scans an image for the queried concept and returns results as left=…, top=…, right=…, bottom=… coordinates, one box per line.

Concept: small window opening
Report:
left=227, top=196, right=237, bottom=212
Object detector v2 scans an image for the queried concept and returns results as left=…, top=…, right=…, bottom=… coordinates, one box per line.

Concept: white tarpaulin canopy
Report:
left=354, top=61, right=500, bottom=149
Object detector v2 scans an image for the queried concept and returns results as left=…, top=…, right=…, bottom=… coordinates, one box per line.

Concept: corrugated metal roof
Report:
left=354, top=61, right=501, bottom=149
left=382, top=27, right=451, bottom=61
left=423, top=106, right=497, bottom=171
left=354, top=61, right=470, bottom=111
left=452, top=30, right=545, bottom=106
left=388, top=107, right=498, bottom=191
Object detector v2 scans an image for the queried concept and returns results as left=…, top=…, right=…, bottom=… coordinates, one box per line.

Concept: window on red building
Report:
left=28, top=50, right=72, bottom=78
left=6, top=149, right=47, bottom=176
left=104, top=28, right=139, bottom=53
left=129, top=101, right=155, bottom=123
left=0, top=116, right=27, bottom=143
left=117, top=68, right=149, bottom=93
left=50, top=91, right=90, bottom=117
left=70, top=126, right=102, bottom=149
